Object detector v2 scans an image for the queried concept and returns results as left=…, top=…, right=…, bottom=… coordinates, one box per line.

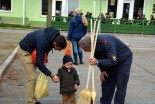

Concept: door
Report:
left=56, top=1, right=62, bottom=16
left=133, top=0, right=144, bottom=19
left=123, top=3, right=130, bottom=19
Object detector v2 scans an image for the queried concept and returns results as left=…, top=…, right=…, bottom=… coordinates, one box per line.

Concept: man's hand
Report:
left=89, top=57, right=98, bottom=65
left=50, top=74, right=59, bottom=83
left=100, top=71, right=108, bottom=82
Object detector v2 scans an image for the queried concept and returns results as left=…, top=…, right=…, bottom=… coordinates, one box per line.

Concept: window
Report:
left=0, top=0, right=11, bottom=11
left=41, top=0, right=62, bottom=16
left=108, top=0, right=118, bottom=18
left=42, top=0, right=48, bottom=15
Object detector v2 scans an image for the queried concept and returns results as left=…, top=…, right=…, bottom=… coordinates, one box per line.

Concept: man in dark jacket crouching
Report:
left=17, top=27, right=67, bottom=104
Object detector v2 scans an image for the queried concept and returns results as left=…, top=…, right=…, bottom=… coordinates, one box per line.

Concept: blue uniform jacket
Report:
left=94, top=34, right=133, bottom=71
left=67, top=15, right=87, bottom=41
left=19, top=27, right=60, bottom=76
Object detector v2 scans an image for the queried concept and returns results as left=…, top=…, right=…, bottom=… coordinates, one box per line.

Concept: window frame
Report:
left=40, top=0, right=48, bottom=17
left=0, top=0, right=12, bottom=12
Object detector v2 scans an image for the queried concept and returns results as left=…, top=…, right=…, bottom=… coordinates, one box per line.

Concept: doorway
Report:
left=123, top=3, right=130, bottom=19
left=107, top=0, right=118, bottom=18
left=133, top=0, right=144, bottom=19
left=56, top=1, right=62, bottom=16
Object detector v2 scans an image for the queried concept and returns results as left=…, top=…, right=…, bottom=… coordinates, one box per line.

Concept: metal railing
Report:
left=51, top=16, right=155, bottom=35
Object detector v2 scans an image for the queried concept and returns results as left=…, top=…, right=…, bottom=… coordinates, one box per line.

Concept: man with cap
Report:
left=79, top=34, right=133, bottom=104
left=56, top=55, right=80, bottom=104
left=67, top=8, right=88, bottom=65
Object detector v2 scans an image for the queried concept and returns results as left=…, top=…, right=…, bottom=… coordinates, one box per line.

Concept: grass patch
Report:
left=0, top=23, right=42, bottom=30
left=2, top=44, right=17, bottom=50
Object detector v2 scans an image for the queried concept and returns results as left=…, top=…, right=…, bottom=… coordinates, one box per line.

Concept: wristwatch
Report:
left=96, top=60, right=99, bottom=65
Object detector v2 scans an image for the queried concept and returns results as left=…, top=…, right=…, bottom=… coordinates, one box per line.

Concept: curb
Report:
left=0, top=46, right=19, bottom=80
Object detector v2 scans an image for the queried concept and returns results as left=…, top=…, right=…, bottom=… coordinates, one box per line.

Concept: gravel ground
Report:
left=0, top=29, right=33, bottom=66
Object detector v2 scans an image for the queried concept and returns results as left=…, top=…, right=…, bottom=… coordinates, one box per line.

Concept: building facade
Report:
left=0, top=0, right=155, bottom=27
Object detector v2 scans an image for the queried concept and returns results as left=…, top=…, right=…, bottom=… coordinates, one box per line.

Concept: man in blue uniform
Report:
left=79, top=34, right=133, bottom=104
left=17, top=27, right=67, bottom=104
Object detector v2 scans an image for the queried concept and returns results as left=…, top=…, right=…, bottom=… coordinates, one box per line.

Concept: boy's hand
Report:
left=74, top=84, right=78, bottom=90
left=50, top=74, right=59, bottom=83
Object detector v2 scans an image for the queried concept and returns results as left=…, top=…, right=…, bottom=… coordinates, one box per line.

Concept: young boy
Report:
left=57, top=55, right=80, bottom=104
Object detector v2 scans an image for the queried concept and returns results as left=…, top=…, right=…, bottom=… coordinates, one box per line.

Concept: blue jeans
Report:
left=71, top=39, right=83, bottom=63
left=100, top=55, right=132, bottom=104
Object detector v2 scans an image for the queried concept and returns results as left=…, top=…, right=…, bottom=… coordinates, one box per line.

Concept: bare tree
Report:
left=46, top=0, right=52, bottom=27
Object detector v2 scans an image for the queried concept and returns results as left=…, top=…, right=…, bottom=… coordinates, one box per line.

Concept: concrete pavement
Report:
left=0, top=28, right=155, bottom=104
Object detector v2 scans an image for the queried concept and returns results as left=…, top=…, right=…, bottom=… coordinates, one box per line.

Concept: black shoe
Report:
left=35, top=102, right=41, bottom=104
left=73, top=62, right=78, bottom=65
left=79, top=62, right=84, bottom=64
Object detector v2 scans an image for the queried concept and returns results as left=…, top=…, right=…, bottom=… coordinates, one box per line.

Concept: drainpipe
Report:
left=100, top=0, right=102, bottom=18
left=99, top=0, right=102, bottom=33
left=93, top=0, right=96, bottom=17
left=79, top=0, right=80, bottom=7
left=22, top=0, right=26, bottom=25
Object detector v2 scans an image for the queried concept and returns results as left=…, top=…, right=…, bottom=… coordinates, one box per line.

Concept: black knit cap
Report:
left=63, top=55, right=73, bottom=64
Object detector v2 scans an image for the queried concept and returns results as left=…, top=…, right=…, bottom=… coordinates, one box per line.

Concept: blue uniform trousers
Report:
left=100, top=55, right=132, bottom=104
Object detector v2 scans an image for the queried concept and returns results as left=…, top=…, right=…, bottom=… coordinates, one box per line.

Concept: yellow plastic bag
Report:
left=34, top=72, right=49, bottom=98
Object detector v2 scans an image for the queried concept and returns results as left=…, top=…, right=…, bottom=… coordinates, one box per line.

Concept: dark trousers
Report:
left=100, top=56, right=132, bottom=104
left=62, top=93, right=76, bottom=104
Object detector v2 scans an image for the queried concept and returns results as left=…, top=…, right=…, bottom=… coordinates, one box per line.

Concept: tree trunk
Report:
left=46, top=0, right=52, bottom=27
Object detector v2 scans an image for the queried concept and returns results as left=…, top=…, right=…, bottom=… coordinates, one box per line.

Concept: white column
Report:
left=52, top=0, right=56, bottom=16
left=61, top=0, right=68, bottom=16
left=22, top=0, right=26, bottom=25
left=129, top=0, right=134, bottom=19
left=143, top=0, right=146, bottom=14
left=66, top=0, right=68, bottom=15
left=116, top=0, right=124, bottom=19
left=106, top=0, right=108, bottom=13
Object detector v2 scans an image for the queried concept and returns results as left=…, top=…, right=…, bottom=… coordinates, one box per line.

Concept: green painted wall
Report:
left=80, top=0, right=107, bottom=18
left=0, top=0, right=47, bottom=26
left=0, top=0, right=155, bottom=26
left=26, top=0, right=46, bottom=22
left=0, top=0, right=23, bottom=23
left=26, top=0, right=46, bottom=27
left=0, top=0, right=22, bottom=17
left=145, top=0, right=155, bottom=20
